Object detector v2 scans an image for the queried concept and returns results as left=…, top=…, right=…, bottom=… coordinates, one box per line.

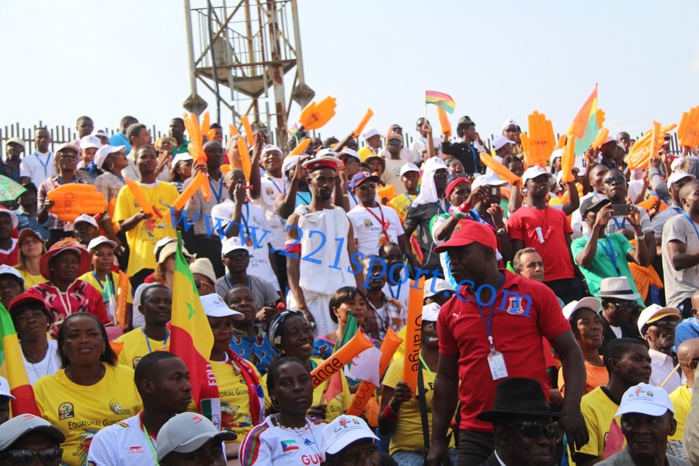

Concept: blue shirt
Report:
left=676, top=317, right=699, bottom=348
left=229, top=325, right=276, bottom=376
left=14, top=208, right=50, bottom=240
left=109, top=132, right=131, bottom=154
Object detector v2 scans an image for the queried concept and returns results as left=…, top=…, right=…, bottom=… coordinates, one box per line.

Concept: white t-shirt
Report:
left=662, top=213, right=699, bottom=307
left=20, top=151, right=56, bottom=187
left=347, top=204, right=404, bottom=257
left=571, top=192, right=607, bottom=239
left=409, top=136, right=442, bottom=163
left=22, top=340, right=60, bottom=386
left=87, top=414, right=157, bottom=466
left=212, top=200, right=280, bottom=291
left=250, top=175, right=287, bottom=250
left=238, top=415, right=325, bottom=466
left=379, top=147, right=416, bottom=164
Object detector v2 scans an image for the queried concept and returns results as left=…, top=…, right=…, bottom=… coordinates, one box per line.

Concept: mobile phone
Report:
left=612, top=204, right=632, bottom=216
left=490, top=186, right=499, bottom=196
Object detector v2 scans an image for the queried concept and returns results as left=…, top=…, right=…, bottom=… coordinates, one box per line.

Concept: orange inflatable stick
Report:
left=403, top=276, right=425, bottom=393
left=310, top=330, right=373, bottom=388
left=591, top=128, right=610, bottom=150
left=171, top=171, right=207, bottom=211
left=346, top=328, right=403, bottom=416
left=240, top=115, right=254, bottom=147
left=220, top=164, right=231, bottom=174
left=479, top=153, right=521, bottom=186
left=437, top=106, right=451, bottom=138
left=229, top=124, right=239, bottom=137
left=237, top=138, right=252, bottom=181
left=200, top=111, right=210, bottom=138
left=560, top=138, right=576, bottom=183
left=207, top=129, right=217, bottom=141
left=124, top=179, right=157, bottom=217
left=377, top=185, right=396, bottom=202
left=352, top=108, right=374, bottom=139
left=116, top=271, right=129, bottom=329
left=289, top=138, right=311, bottom=156
left=200, top=173, right=211, bottom=203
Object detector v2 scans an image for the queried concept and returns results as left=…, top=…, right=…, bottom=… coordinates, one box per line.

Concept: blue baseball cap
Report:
left=349, top=171, right=383, bottom=191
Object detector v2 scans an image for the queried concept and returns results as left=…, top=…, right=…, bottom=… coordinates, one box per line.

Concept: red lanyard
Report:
left=362, top=204, right=389, bottom=233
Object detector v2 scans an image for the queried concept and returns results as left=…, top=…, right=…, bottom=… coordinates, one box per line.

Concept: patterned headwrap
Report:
left=267, top=310, right=305, bottom=351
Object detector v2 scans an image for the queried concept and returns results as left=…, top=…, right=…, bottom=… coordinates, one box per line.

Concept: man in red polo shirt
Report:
left=507, top=165, right=584, bottom=304
left=425, top=221, right=588, bottom=466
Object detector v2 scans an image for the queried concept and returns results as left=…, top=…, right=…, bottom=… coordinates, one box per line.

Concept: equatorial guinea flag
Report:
left=170, top=233, right=221, bottom=428
left=0, top=305, right=41, bottom=415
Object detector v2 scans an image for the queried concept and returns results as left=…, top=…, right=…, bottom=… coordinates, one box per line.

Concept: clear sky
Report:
left=2, top=1, right=698, bottom=143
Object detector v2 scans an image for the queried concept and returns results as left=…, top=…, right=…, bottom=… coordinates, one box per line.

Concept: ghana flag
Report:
left=0, top=304, right=40, bottom=415
left=170, top=233, right=221, bottom=428
left=425, top=90, right=456, bottom=114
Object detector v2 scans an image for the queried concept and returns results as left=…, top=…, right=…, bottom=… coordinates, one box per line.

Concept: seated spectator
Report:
left=72, top=214, right=99, bottom=249
left=668, top=338, right=699, bottom=459
left=598, top=382, right=689, bottom=466
left=559, top=298, right=608, bottom=396
left=34, top=313, right=142, bottom=466
left=15, top=228, right=47, bottom=288
left=225, top=285, right=277, bottom=376
left=239, top=358, right=326, bottom=465
left=322, top=415, right=398, bottom=466
left=315, top=286, right=371, bottom=358
left=676, top=291, right=699, bottom=347
left=0, top=265, right=24, bottom=310
left=29, top=239, right=111, bottom=332
left=638, top=304, right=682, bottom=393
left=573, top=197, right=649, bottom=299
left=267, top=311, right=350, bottom=422
left=380, top=133, right=406, bottom=192
left=597, top=277, right=643, bottom=352
left=190, top=257, right=217, bottom=297
left=380, top=303, right=457, bottom=464
left=477, top=378, right=559, bottom=466
left=379, top=242, right=410, bottom=312
left=14, top=183, right=50, bottom=241
left=0, top=413, right=65, bottom=463
left=572, top=338, right=652, bottom=466
left=145, top=240, right=194, bottom=293
left=0, top=208, right=19, bottom=266
left=114, top=284, right=172, bottom=368
left=361, top=256, right=404, bottom=341
left=8, top=291, right=60, bottom=385
left=157, top=412, right=235, bottom=466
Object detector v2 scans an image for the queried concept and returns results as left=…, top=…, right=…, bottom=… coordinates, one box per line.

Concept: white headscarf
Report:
left=412, top=157, right=448, bottom=206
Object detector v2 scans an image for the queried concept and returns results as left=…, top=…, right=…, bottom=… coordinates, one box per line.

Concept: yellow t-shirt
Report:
left=669, top=384, right=692, bottom=441
left=16, top=268, right=47, bottom=288
left=573, top=386, right=619, bottom=462
left=262, top=357, right=350, bottom=423
left=34, top=363, right=143, bottom=466
left=190, top=358, right=266, bottom=439
left=389, top=194, right=414, bottom=222
left=382, top=356, right=454, bottom=455
left=114, top=327, right=167, bottom=368
left=79, top=271, right=133, bottom=305
left=113, top=181, right=179, bottom=276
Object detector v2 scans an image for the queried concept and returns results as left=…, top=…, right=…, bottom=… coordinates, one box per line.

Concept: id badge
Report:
left=487, top=351, right=508, bottom=380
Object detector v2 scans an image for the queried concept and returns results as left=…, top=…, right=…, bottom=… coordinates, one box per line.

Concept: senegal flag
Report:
left=0, top=305, right=40, bottom=415
left=170, top=233, right=221, bottom=428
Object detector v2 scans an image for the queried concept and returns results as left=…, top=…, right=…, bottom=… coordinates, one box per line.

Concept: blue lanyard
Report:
left=35, top=152, right=52, bottom=178
left=474, top=274, right=505, bottom=351
left=209, top=177, right=224, bottom=204
left=225, top=274, right=251, bottom=290
left=404, top=193, right=414, bottom=204
left=266, top=176, right=285, bottom=194
left=349, top=190, right=358, bottom=206
left=92, top=272, right=115, bottom=295
left=297, top=192, right=310, bottom=206
left=435, top=200, right=449, bottom=214
left=612, top=218, right=627, bottom=231
left=598, top=236, right=621, bottom=276
left=388, top=283, right=402, bottom=300
left=682, top=213, right=699, bottom=241
left=141, top=327, right=169, bottom=353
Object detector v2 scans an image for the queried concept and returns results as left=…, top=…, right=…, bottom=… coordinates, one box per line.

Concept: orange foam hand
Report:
left=299, top=96, right=337, bottom=130
left=526, top=111, right=556, bottom=168
left=596, top=109, right=606, bottom=129
left=352, top=108, right=374, bottom=138
left=519, top=133, right=537, bottom=168
left=678, top=107, right=699, bottom=148
left=479, top=152, right=521, bottom=186
left=47, top=184, right=108, bottom=222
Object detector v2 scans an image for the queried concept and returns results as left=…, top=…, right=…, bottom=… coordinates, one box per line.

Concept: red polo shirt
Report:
left=507, top=205, right=575, bottom=281
left=437, top=271, right=570, bottom=432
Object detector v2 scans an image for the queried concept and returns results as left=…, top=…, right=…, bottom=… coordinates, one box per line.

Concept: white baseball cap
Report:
left=320, top=415, right=378, bottom=458
left=362, top=128, right=380, bottom=140
left=6, top=137, right=24, bottom=148
left=87, top=235, right=117, bottom=251
left=221, top=236, right=249, bottom=257
left=667, top=171, right=695, bottom=189
left=189, top=258, right=217, bottom=286
left=521, top=165, right=555, bottom=185
left=261, top=144, right=283, bottom=156
left=0, top=208, right=18, bottom=228
left=172, top=153, right=194, bottom=166
left=423, top=278, right=453, bottom=299
left=501, top=118, right=518, bottom=131
left=73, top=214, right=98, bottom=228
left=0, top=376, right=14, bottom=400
left=637, top=304, right=681, bottom=335
left=80, top=135, right=101, bottom=151
left=550, top=148, right=564, bottom=165
left=0, top=414, right=66, bottom=452
left=616, top=383, right=674, bottom=417
left=0, top=265, right=23, bottom=288
left=94, top=144, right=126, bottom=169
left=201, top=293, right=244, bottom=319
left=492, top=135, right=516, bottom=152
left=400, top=163, right=420, bottom=176
left=422, top=302, right=441, bottom=322
left=156, top=412, right=237, bottom=462
left=562, top=297, right=602, bottom=320
left=337, top=148, right=360, bottom=162
left=471, top=174, right=507, bottom=190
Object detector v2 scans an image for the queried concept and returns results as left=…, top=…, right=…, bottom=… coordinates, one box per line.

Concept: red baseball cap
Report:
left=445, top=177, right=470, bottom=198
left=433, top=220, right=498, bottom=253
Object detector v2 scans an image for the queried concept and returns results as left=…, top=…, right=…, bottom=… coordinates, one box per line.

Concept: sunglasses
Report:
left=358, top=182, right=377, bottom=191
left=226, top=251, right=249, bottom=259
left=508, top=421, right=558, bottom=440
left=0, top=448, right=63, bottom=466
left=611, top=300, right=637, bottom=311
left=604, top=176, right=625, bottom=185
left=195, top=281, right=213, bottom=290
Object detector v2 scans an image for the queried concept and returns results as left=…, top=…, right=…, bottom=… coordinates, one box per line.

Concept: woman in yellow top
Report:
left=266, top=310, right=351, bottom=422
left=14, top=228, right=47, bottom=288
left=33, top=313, right=142, bottom=466
left=198, top=293, right=266, bottom=461
left=379, top=303, right=457, bottom=464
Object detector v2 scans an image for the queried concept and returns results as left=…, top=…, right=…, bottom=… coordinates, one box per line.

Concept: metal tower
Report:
left=183, top=0, right=314, bottom=150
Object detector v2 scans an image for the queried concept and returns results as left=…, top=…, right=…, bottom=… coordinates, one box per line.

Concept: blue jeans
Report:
left=392, top=449, right=458, bottom=466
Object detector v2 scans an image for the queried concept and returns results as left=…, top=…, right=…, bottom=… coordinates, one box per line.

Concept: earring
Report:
left=271, top=397, right=279, bottom=410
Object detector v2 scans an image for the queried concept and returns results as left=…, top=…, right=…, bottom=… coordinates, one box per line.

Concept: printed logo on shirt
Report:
left=363, top=219, right=373, bottom=228
left=265, top=187, right=274, bottom=195
left=127, top=446, right=144, bottom=455
left=132, top=356, right=142, bottom=368
left=58, top=402, right=75, bottom=420
left=281, top=439, right=299, bottom=452
left=109, top=399, right=132, bottom=415
left=504, top=295, right=526, bottom=315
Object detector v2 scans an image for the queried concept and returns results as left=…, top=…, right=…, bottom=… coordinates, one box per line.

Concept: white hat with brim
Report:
left=362, top=128, right=380, bottom=140
left=201, top=293, right=244, bottom=320
left=616, top=383, right=674, bottom=418
left=596, top=277, right=642, bottom=302
left=492, top=135, right=516, bottom=152
left=94, top=144, right=126, bottom=169
left=472, top=174, right=507, bottom=190
left=156, top=412, right=237, bottom=462
left=320, top=415, right=378, bottom=458
left=637, top=304, right=681, bottom=335
left=189, top=258, right=217, bottom=286
left=0, top=413, right=66, bottom=451
left=87, top=236, right=117, bottom=251
left=521, top=166, right=555, bottom=185
left=562, top=297, right=602, bottom=321
left=667, top=171, right=695, bottom=189
left=0, top=376, right=14, bottom=400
